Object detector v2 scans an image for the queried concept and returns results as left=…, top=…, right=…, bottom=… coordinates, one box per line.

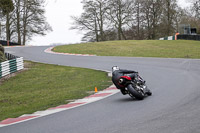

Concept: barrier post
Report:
left=175, top=33, right=180, bottom=40
left=7, top=40, right=9, bottom=46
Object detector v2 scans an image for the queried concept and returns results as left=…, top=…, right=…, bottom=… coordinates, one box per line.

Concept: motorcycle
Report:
left=112, top=66, right=152, bottom=100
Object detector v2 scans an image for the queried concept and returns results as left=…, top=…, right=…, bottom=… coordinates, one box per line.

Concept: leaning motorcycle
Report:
left=112, top=66, right=152, bottom=100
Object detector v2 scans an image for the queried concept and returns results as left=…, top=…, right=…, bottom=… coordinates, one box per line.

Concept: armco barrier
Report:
left=0, top=55, right=24, bottom=79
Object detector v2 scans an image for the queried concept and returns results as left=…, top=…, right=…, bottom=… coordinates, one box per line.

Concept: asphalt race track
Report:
left=1, top=46, right=200, bottom=133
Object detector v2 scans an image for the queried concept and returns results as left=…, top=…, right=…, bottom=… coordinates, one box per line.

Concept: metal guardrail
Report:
left=5, top=52, right=19, bottom=60
left=0, top=53, right=24, bottom=79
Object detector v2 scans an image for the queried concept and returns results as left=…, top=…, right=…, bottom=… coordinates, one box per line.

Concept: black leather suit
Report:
left=112, top=69, right=138, bottom=94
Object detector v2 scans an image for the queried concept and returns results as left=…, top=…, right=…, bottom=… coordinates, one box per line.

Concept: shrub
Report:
left=0, top=44, right=7, bottom=62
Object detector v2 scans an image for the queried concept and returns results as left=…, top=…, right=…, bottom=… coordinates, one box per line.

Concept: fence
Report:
left=0, top=53, right=24, bottom=79
left=177, top=35, right=200, bottom=41
left=0, top=40, right=21, bottom=46
left=159, top=34, right=200, bottom=41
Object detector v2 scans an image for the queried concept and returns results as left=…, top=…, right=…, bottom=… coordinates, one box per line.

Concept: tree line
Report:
left=0, top=0, right=52, bottom=45
left=71, top=0, right=200, bottom=42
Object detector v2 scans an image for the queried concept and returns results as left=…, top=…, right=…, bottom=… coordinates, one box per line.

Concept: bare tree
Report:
left=1, top=0, right=52, bottom=45
left=106, top=0, right=133, bottom=40
left=161, top=0, right=178, bottom=36
left=21, top=0, right=52, bottom=45
left=192, top=0, right=200, bottom=19
left=71, top=0, right=195, bottom=41
left=142, top=0, right=163, bottom=39
left=134, top=0, right=143, bottom=39
left=0, top=0, right=14, bottom=40
left=173, top=6, right=185, bottom=33
left=15, top=0, right=22, bottom=44
left=71, top=0, right=108, bottom=42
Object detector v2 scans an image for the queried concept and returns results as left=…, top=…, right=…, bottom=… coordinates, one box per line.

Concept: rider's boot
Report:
left=144, top=88, right=152, bottom=96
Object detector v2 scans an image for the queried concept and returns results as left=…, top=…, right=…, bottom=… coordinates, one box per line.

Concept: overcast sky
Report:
left=30, top=0, right=190, bottom=46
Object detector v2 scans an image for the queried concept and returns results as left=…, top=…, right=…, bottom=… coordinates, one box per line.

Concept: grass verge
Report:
left=0, top=61, right=112, bottom=121
left=53, top=40, right=200, bottom=58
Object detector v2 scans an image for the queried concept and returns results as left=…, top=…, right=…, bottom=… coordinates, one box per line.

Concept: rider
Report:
left=112, top=66, right=138, bottom=95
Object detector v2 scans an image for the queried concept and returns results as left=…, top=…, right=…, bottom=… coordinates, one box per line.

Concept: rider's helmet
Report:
left=112, top=66, right=120, bottom=72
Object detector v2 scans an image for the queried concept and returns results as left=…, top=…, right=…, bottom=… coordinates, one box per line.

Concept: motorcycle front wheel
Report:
left=127, top=84, right=145, bottom=100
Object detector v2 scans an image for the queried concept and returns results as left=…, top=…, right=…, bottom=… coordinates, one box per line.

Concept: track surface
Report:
left=1, top=46, right=200, bottom=133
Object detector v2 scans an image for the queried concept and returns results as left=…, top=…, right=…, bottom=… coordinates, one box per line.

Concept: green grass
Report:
left=0, top=61, right=112, bottom=121
left=53, top=40, right=200, bottom=58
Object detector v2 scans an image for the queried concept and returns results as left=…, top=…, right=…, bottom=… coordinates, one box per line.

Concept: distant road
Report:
left=1, top=46, right=200, bottom=133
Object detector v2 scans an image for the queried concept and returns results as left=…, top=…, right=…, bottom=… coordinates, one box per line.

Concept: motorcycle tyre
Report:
left=127, top=84, right=144, bottom=100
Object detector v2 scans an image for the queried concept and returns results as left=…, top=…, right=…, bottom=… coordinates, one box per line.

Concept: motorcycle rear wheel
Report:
left=127, top=84, right=144, bottom=100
